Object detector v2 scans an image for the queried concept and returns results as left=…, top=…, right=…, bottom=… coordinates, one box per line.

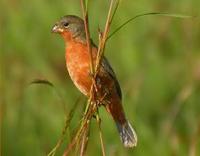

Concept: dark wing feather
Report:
left=91, top=39, right=122, bottom=99
left=101, top=57, right=122, bottom=99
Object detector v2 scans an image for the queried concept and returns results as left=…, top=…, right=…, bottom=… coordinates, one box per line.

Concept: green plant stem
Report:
left=96, top=111, right=106, bottom=156
left=107, top=12, right=195, bottom=41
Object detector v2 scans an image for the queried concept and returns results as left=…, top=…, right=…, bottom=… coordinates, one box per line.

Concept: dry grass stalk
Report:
left=96, top=112, right=106, bottom=156
left=79, top=126, right=89, bottom=156
left=63, top=0, right=119, bottom=155
left=47, top=98, right=81, bottom=156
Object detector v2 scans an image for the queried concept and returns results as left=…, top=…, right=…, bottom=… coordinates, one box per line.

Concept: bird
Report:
left=52, top=15, right=137, bottom=148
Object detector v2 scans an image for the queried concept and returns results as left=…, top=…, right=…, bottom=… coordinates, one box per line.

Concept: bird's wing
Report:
left=101, top=57, right=122, bottom=100
left=90, top=39, right=122, bottom=99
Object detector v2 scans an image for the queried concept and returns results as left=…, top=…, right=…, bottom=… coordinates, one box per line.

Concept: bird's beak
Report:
left=51, top=24, right=64, bottom=33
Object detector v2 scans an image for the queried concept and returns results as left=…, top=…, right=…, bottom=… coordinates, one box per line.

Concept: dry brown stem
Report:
left=63, top=0, right=119, bottom=155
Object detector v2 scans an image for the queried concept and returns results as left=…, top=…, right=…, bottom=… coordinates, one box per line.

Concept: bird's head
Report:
left=52, top=15, right=86, bottom=42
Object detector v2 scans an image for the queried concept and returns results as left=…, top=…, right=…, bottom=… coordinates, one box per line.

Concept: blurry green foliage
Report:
left=1, top=0, right=200, bottom=155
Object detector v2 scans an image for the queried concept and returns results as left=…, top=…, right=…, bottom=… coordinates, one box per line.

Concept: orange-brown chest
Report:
left=65, top=42, right=95, bottom=96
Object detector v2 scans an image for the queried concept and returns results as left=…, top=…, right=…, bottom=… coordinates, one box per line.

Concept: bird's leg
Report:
left=98, top=92, right=108, bottom=104
left=98, top=87, right=112, bottom=105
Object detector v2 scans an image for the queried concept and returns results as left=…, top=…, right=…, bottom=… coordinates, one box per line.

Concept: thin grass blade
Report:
left=107, top=12, right=195, bottom=40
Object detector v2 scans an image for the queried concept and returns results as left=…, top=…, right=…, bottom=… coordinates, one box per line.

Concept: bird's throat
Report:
left=61, top=31, right=73, bottom=42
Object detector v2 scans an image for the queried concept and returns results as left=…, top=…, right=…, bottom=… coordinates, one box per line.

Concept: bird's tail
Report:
left=105, top=97, right=137, bottom=147
left=115, top=121, right=137, bottom=148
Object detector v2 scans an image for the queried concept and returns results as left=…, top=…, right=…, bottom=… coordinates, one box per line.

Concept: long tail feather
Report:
left=116, top=121, right=137, bottom=148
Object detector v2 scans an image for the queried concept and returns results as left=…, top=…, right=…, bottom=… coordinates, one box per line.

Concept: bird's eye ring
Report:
left=63, top=22, right=69, bottom=27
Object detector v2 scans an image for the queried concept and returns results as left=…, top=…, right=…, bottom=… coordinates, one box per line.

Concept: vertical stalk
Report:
left=96, top=112, right=106, bottom=156
left=63, top=0, right=119, bottom=155
left=80, top=0, right=94, bottom=75
left=94, top=0, right=115, bottom=77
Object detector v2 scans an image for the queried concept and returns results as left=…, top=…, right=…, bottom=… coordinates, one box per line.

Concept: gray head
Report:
left=52, top=15, right=86, bottom=41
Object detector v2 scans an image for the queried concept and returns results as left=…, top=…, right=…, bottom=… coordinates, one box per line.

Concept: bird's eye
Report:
left=63, top=22, right=69, bottom=27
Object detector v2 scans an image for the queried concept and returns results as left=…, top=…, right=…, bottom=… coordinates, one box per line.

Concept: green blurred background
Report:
left=1, top=0, right=200, bottom=155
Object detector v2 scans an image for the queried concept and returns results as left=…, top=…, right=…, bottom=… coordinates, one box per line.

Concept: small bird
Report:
left=52, top=15, right=137, bottom=147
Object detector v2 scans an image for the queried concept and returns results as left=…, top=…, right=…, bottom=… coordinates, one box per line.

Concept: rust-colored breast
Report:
left=65, top=41, right=94, bottom=96
left=65, top=40, right=126, bottom=124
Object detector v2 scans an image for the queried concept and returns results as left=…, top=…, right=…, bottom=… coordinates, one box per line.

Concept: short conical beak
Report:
left=51, top=24, right=64, bottom=33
